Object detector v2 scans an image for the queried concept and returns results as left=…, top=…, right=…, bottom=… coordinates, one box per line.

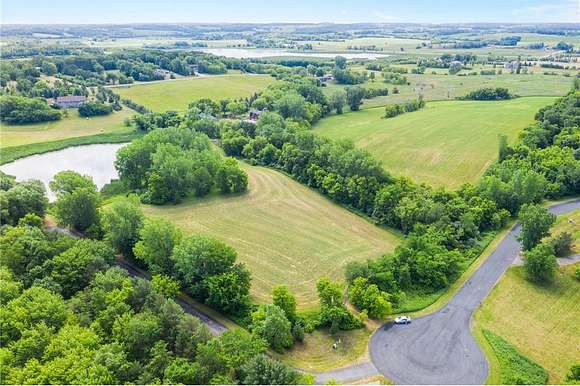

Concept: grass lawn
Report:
left=314, top=97, right=556, bottom=188
left=115, top=74, right=275, bottom=112
left=473, top=264, right=580, bottom=384
left=0, top=108, right=133, bottom=149
left=275, top=327, right=371, bottom=372
left=143, top=164, right=400, bottom=309
left=547, top=209, right=580, bottom=256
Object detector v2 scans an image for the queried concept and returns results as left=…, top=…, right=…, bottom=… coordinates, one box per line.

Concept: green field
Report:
left=115, top=74, right=276, bottom=112
left=324, top=71, right=572, bottom=109
left=314, top=97, right=556, bottom=188
left=473, top=264, right=580, bottom=384
left=143, top=164, right=400, bottom=308
left=0, top=108, right=133, bottom=149
left=547, top=209, right=580, bottom=256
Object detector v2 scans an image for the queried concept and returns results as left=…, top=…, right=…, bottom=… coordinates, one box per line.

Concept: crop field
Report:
left=314, top=97, right=556, bottom=188
left=143, top=164, right=400, bottom=308
left=473, top=264, right=580, bottom=384
left=0, top=108, right=134, bottom=149
left=114, top=74, right=275, bottom=112
left=324, top=71, right=572, bottom=109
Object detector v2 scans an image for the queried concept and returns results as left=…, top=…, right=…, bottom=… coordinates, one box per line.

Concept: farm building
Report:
left=49, top=95, right=87, bottom=108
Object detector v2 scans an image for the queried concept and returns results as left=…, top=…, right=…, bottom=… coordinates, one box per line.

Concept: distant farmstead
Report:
left=49, top=95, right=87, bottom=108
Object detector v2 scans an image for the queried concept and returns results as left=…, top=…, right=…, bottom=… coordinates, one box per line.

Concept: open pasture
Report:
left=473, top=264, right=580, bottom=384
left=314, top=97, right=556, bottom=188
left=143, top=164, right=400, bottom=308
left=324, top=70, right=572, bottom=109
left=0, top=108, right=134, bottom=149
left=114, top=74, right=275, bottom=112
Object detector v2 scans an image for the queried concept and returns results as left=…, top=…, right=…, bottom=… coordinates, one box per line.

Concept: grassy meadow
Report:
left=324, top=71, right=572, bottom=109
left=473, top=264, right=580, bottom=384
left=115, top=74, right=275, bottom=112
left=315, top=97, right=556, bottom=188
left=547, top=209, right=580, bottom=256
left=0, top=108, right=134, bottom=149
left=143, top=164, right=400, bottom=309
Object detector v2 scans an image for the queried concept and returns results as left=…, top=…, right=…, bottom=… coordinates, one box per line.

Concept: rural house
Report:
left=49, top=95, right=87, bottom=108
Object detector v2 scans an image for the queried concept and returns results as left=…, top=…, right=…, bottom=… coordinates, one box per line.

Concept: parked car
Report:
left=394, top=316, right=412, bottom=324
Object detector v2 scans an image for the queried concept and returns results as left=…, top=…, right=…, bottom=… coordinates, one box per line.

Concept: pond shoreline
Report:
left=1, top=142, right=131, bottom=201
left=0, top=130, right=142, bottom=165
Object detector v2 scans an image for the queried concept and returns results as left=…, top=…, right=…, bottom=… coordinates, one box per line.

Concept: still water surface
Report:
left=0, top=143, right=126, bottom=201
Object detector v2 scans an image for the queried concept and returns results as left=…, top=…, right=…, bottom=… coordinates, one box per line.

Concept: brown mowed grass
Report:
left=143, top=164, right=400, bottom=309
left=473, top=264, right=580, bottom=384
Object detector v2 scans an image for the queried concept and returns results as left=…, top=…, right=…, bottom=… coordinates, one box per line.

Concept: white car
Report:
left=394, top=316, right=412, bottom=325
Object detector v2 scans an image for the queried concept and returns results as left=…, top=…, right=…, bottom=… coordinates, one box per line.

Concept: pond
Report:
left=193, top=48, right=389, bottom=60
left=0, top=143, right=127, bottom=201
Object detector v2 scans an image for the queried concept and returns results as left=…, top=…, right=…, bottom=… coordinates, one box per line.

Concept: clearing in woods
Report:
left=314, top=96, right=557, bottom=188
left=114, top=74, right=275, bottom=112
left=143, top=163, right=400, bottom=308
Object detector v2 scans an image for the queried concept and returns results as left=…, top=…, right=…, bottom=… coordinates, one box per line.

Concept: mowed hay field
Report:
left=315, top=97, right=556, bottom=188
left=473, top=264, right=580, bottom=384
left=143, top=164, right=400, bottom=308
left=0, top=108, right=134, bottom=148
left=324, top=72, right=572, bottom=109
left=115, top=74, right=275, bottom=112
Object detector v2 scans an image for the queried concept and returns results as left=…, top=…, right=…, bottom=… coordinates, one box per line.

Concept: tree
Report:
left=2, top=286, right=68, bottom=344
left=133, top=218, right=182, bottom=274
left=242, top=354, right=302, bottom=385
left=204, top=267, right=251, bottom=314
left=101, top=196, right=144, bottom=256
left=0, top=96, right=61, bottom=124
left=51, top=171, right=101, bottom=231
left=523, top=243, right=557, bottom=283
left=171, top=235, right=237, bottom=294
left=163, top=357, right=204, bottom=384
left=348, top=277, right=392, bottom=318
left=272, top=285, right=297, bottom=322
left=0, top=180, right=48, bottom=226
left=151, top=274, right=181, bottom=298
left=49, top=171, right=96, bottom=194
left=518, top=204, right=556, bottom=251
left=215, top=158, right=248, bottom=194
left=274, top=93, right=307, bottom=120
left=196, top=330, right=266, bottom=382
left=498, top=134, right=509, bottom=162
left=78, top=101, right=113, bottom=117
left=565, top=363, right=580, bottom=384
left=251, top=304, right=293, bottom=352
left=334, top=56, right=347, bottom=70
left=316, top=278, right=362, bottom=333
left=112, top=311, right=161, bottom=360
left=328, top=89, right=346, bottom=114
left=49, top=239, right=115, bottom=298
left=346, top=86, right=365, bottom=111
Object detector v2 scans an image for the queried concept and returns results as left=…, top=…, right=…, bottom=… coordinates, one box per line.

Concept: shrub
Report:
left=483, top=330, right=548, bottom=385
left=78, top=101, right=113, bottom=117
left=459, top=87, right=513, bottom=100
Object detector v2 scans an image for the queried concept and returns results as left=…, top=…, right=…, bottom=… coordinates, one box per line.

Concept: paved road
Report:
left=369, top=199, right=580, bottom=385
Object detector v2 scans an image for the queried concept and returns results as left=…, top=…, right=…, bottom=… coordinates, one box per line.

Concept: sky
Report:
left=1, top=0, right=579, bottom=24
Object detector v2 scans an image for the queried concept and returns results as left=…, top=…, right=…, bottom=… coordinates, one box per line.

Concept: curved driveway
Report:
left=369, top=199, right=580, bottom=384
